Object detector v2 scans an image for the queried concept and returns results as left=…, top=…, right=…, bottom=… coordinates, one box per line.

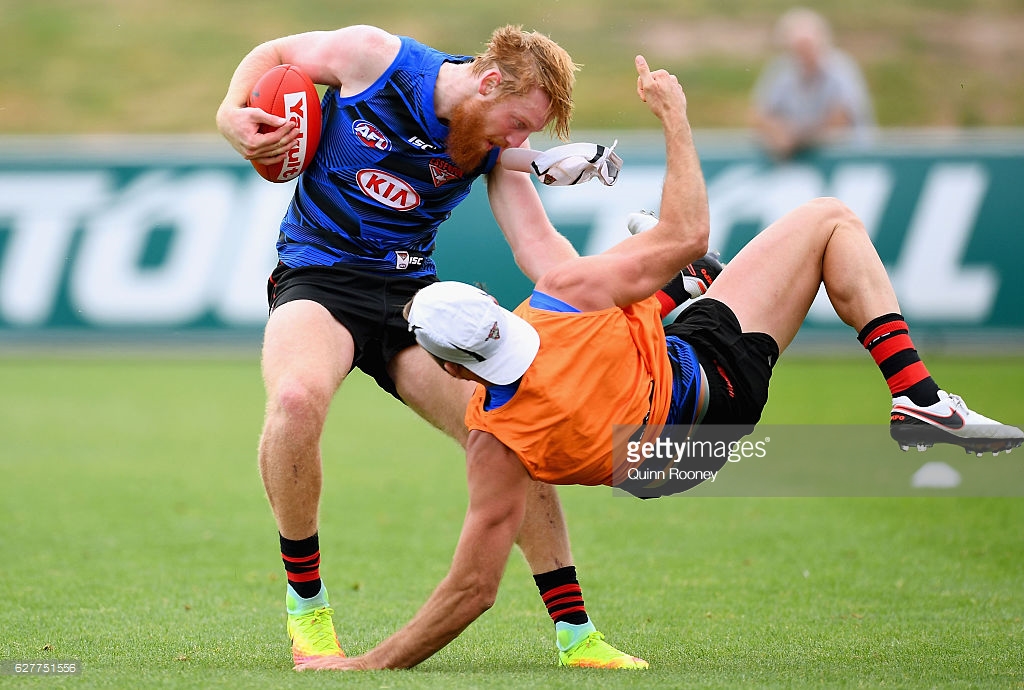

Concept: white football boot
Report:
left=890, top=390, right=1024, bottom=456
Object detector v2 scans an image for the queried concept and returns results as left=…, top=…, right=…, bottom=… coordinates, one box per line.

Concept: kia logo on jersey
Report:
left=353, top=120, right=392, bottom=151
left=356, top=169, right=421, bottom=211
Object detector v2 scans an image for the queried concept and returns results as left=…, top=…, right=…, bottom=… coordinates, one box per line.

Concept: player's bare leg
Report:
left=391, top=346, right=648, bottom=668
left=705, top=196, right=896, bottom=349
left=260, top=299, right=354, bottom=664
left=705, top=196, right=1022, bottom=454
left=260, top=300, right=355, bottom=538
left=515, top=482, right=573, bottom=572
left=390, top=346, right=474, bottom=443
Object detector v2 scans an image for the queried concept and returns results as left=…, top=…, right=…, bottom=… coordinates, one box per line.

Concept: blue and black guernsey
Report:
left=278, top=36, right=500, bottom=277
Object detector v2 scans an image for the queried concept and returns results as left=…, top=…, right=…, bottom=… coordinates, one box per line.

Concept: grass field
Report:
left=1, top=354, right=1022, bottom=688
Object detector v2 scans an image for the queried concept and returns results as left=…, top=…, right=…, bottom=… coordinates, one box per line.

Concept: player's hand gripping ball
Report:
left=247, top=64, right=322, bottom=182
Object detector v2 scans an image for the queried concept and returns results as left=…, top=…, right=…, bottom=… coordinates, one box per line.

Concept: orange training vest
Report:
left=464, top=295, right=673, bottom=485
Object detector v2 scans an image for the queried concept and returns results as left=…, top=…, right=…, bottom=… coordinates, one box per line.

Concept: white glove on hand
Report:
left=530, top=140, right=622, bottom=186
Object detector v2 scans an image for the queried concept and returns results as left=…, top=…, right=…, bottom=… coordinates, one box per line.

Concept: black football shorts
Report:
left=267, top=262, right=437, bottom=400
left=665, top=297, right=780, bottom=437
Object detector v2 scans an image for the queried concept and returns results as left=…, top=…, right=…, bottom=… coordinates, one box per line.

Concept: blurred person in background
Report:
left=216, top=23, right=641, bottom=670
left=750, top=7, right=875, bottom=160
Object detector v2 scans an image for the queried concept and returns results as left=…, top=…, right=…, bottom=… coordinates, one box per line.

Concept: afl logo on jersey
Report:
left=353, top=120, right=391, bottom=151
left=357, top=169, right=421, bottom=211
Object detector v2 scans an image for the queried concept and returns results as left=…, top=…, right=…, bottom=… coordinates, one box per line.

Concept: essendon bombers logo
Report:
left=356, top=169, right=421, bottom=211
left=395, top=251, right=425, bottom=270
left=429, top=158, right=463, bottom=187
left=352, top=119, right=391, bottom=151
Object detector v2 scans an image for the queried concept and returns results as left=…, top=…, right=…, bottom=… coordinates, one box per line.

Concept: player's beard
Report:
left=446, top=97, right=495, bottom=173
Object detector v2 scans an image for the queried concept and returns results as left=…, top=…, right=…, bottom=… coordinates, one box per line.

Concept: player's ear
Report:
left=445, top=362, right=487, bottom=383
left=478, top=69, right=502, bottom=96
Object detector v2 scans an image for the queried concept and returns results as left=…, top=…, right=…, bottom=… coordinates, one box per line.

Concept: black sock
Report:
left=280, top=532, right=322, bottom=600
left=534, top=566, right=590, bottom=626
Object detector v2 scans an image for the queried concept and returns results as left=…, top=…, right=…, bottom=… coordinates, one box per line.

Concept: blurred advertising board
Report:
left=1, top=131, right=1022, bottom=349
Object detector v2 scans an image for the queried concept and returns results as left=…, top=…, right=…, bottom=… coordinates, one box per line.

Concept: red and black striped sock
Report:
left=534, top=566, right=590, bottom=626
left=858, top=314, right=940, bottom=406
left=655, top=277, right=691, bottom=318
left=280, top=532, right=323, bottom=600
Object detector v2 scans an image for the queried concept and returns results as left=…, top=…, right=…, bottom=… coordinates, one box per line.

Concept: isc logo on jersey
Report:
left=353, top=120, right=391, bottom=151
left=357, top=169, right=421, bottom=211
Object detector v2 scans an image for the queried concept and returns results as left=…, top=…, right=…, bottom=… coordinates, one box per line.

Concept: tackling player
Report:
left=297, top=54, right=1023, bottom=671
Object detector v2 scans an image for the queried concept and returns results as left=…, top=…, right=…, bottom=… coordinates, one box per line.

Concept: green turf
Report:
left=1, top=355, right=1022, bottom=688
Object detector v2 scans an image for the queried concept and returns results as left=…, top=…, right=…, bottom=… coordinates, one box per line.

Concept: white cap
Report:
left=407, top=281, right=540, bottom=385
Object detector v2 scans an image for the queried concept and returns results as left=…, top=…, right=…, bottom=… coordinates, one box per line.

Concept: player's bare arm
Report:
left=216, top=25, right=399, bottom=164
left=537, top=55, right=709, bottom=312
left=487, top=153, right=580, bottom=283
left=298, top=430, right=531, bottom=671
left=493, top=135, right=629, bottom=281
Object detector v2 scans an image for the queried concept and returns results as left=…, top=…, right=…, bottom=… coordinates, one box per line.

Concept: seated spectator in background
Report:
left=751, top=7, right=875, bottom=160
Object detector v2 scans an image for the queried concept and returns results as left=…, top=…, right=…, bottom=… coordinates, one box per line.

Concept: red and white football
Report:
left=247, top=64, right=322, bottom=183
